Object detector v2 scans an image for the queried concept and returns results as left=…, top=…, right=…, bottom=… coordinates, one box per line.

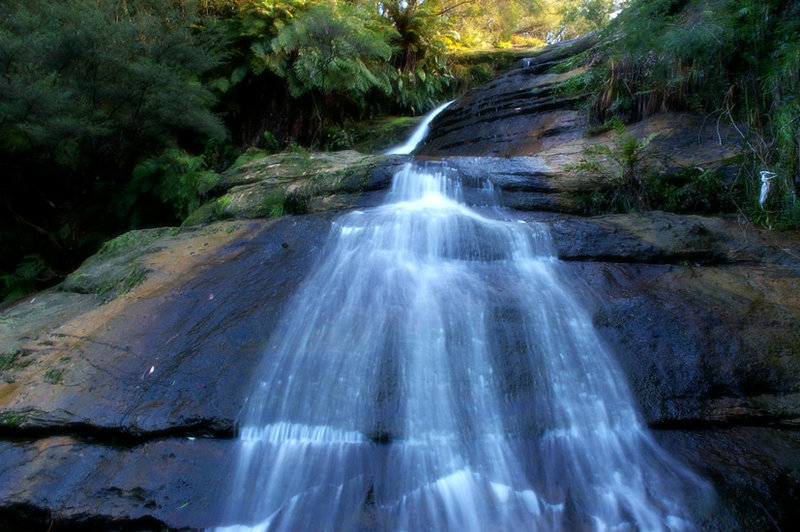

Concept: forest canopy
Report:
left=1, top=0, right=797, bottom=301
left=0, top=0, right=619, bottom=301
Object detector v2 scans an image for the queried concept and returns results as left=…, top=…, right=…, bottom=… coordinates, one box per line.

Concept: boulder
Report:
left=184, top=151, right=405, bottom=225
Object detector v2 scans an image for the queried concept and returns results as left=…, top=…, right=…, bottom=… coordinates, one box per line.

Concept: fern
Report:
left=571, top=123, right=659, bottom=212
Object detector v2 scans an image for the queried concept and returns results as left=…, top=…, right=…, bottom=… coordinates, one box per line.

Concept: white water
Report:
left=385, top=101, right=454, bottom=155
left=216, top=163, right=713, bottom=531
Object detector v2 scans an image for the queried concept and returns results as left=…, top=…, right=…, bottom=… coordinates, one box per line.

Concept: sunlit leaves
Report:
left=270, top=2, right=397, bottom=102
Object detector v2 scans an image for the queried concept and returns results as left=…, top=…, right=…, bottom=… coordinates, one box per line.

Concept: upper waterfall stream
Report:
left=385, top=101, right=454, bottom=155
left=215, top=159, right=714, bottom=530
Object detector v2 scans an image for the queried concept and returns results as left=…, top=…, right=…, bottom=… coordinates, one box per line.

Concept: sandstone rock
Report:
left=1, top=216, right=339, bottom=529
left=1, top=217, right=331, bottom=438
left=2, top=34, right=799, bottom=530
left=654, top=427, right=800, bottom=530
left=0, top=436, right=233, bottom=529
left=545, top=211, right=800, bottom=265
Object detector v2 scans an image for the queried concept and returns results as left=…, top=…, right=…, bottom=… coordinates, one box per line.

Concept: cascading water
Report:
left=215, top=162, right=715, bottom=530
left=384, top=101, right=454, bottom=155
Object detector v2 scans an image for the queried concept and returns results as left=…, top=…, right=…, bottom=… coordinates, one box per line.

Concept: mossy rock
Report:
left=60, top=227, right=181, bottom=299
left=349, top=116, right=422, bottom=154
left=184, top=151, right=403, bottom=225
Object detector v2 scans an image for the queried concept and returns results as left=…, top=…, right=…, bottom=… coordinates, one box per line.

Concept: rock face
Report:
left=2, top=37, right=799, bottom=530
left=0, top=218, right=334, bottom=529
left=417, top=34, right=600, bottom=157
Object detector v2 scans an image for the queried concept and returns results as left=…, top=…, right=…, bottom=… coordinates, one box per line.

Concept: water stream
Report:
left=384, top=101, right=454, bottom=155
left=216, top=126, right=713, bottom=531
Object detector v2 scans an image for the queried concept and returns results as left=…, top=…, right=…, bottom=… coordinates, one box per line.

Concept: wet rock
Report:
left=0, top=216, right=340, bottom=529
left=1, top=34, right=799, bottom=531
left=185, top=151, right=405, bottom=225
left=559, top=260, right=800, bottom=428
left=61, top=227, right=188, bottom=298
left=1, top=217, right=332, bottom=437
left=417, top=32, right=741, bottom=219
left=654, top=427, right=800, bottom=531
left=544, top=211, right=800, bottom=265
left=417, top=34, right=599, bottom=158
left=0, top=436, right=234, bottom=530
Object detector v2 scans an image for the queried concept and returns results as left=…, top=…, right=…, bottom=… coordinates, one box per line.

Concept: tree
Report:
left=0, top=0, right=225, bottom=297
left=558, top=0, right=621, bottom=40
left=271, top=2, right=395, bottom=101
left=264, top=1, right=396, bottom=139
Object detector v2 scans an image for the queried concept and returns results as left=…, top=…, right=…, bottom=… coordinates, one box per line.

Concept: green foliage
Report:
left=282, top=189, right=310, bottom=215
left=646, top=167, right=733, bottom=215
left=558, top=0, right=620, bottom=40
left=549, top=50, right=592, bottom=74
left=210, top=194, right=235, bottom=221
left=571, top=123, right=659, bottom=212
left=0, top=255, right=54, bottom=302
left=573, top=122, right=739, bottom=216
left=125, top=148, right=221, bottom=223
left=262, top=131, right=281, bottom=153
left=270, top=2, right=395, bottom=103
left=0, top=0, right=225, bottom=168
left=258, top=189, right=305, bottom=218
left=223, top=0, right=309, bottom=79
left=554, top=72, right=590, bottom=99
left=321, top=122, right=355, bottom=151
left=587, top=0, right=800, bottom=228
left=0, top=0, right=226, bottom=300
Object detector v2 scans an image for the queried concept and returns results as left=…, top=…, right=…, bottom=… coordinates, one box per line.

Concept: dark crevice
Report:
left=0, top=420, right=234, bottom=448
left=555, top=253, right=730, bottom=266
left=649, top=417, right=800, bottom=432
left=494, top=183, right=560, bottom=193
left=0, top=504, right=180, bottom=532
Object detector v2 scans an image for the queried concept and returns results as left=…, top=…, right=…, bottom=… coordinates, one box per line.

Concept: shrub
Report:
left=586, top=0, right=800, bottom=227
left=570, top=122, right=658, bottom=212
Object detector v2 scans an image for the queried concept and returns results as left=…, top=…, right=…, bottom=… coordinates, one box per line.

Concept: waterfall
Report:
left=215, top=162, right=714, bottom=531
left=385, top=101, right=453, bottom=155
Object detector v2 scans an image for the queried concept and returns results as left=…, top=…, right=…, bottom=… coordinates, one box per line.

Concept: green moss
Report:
left=1, top=414, right=21, bottom=427
left=44, top=367, right=65, bottom=384
left=0, top=349, right=32, bottom=373
left=231, top=148, right=270, bottom=170
left=548, top=49, right=591, bottom=74
left=95, top=265, right=151, bottom=301
left=554, top=72, right=589, bottom=99
left=118, top=266, right=149, bottom=294
left=0, top=409, right=45, bottom=428
left=349, top=116, right=420, bottom=153
left=97, top=228, right=180, bottom=259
